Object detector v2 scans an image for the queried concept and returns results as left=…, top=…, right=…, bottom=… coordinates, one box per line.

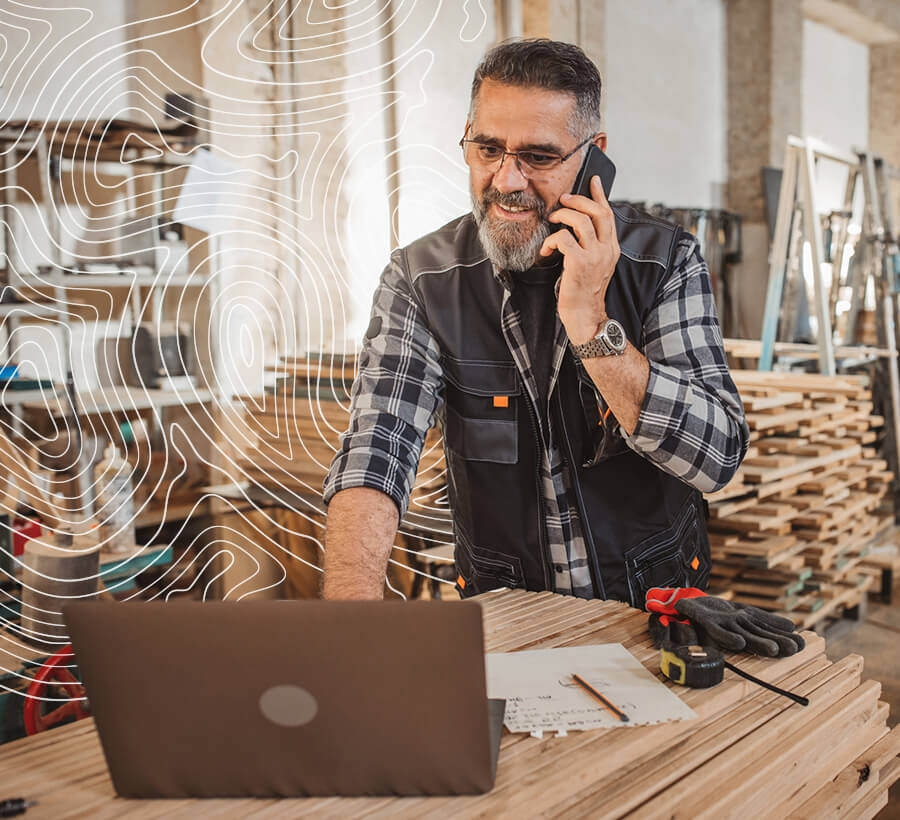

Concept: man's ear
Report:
left=593, top=132, right=608, bottom=152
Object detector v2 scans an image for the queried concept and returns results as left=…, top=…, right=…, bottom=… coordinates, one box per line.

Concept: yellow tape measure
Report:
left=660, top=644, right=724, bottom=688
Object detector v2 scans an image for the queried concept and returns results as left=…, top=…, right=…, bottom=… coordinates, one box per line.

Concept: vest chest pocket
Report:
left=441, top=356, right=521, bottom=464
left=623, top=495, right=710, bottom=608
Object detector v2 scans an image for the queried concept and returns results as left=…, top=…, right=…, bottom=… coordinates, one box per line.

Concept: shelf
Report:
left=135, top=499, right=211, bottom=528
left=37, top=272, right=205, bottom=288
left=99, top=544, right=173, bottom=584
left=28, top=386, right=214, bottom=417
left=0, top=387, right=62, bottom=407
left=0, top=301, right=61, bottom=318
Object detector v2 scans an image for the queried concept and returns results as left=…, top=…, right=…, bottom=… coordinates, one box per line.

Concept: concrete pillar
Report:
left=726, top=0, right=804, bottom=339
left=578, top=1, right=606, bottom=122
left=517, top=0, right=607, bottom=119
left=870, top=43, right=900, bottom=221
left=496, top=0, right=523, bottom=40
left=279, top=4, right=353, bottom=354
left=522, top=0, right=549, bottom=37
left=522, top=0, right=606, bottom=48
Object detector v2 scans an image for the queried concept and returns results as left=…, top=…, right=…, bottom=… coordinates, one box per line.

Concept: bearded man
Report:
left=321, top=38, right=749, bottom=604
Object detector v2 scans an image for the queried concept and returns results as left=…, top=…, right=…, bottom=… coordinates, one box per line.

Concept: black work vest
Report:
left=403, top=206, right=711, bottom=606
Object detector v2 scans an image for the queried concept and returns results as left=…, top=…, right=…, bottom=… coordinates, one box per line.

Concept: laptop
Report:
left=63, top=600, right=505, bottom=798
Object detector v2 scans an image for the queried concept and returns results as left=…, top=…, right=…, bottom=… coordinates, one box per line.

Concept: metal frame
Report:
left=759, top=135, right=900, bottom=482
left=759, top=136, right=854, bottom=374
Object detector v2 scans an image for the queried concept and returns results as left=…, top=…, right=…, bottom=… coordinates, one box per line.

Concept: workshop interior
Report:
left=1, top=0, right=900, bottom=816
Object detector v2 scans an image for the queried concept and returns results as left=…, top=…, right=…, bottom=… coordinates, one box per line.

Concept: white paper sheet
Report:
left=485, top=644, right=697, bottom=733
left=173, top=149, right=247, bottom=234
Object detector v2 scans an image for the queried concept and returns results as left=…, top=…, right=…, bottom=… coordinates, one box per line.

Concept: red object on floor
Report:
left=23, top=645, right=90, bottom=735
left=13, top=517, right=41, bottom=556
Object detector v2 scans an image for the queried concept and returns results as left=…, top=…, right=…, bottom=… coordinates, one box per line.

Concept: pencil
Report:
left=571, top=674, right=629, bottom=722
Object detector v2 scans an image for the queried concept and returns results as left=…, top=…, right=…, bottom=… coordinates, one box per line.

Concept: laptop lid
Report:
left=64, top=600, right=501, bottom=797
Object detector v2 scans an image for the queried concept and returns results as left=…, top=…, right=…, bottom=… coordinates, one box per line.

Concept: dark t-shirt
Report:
left=511, top=259, right=562, bottom=414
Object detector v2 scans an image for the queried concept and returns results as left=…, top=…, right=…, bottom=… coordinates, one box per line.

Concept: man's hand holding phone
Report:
left=541, top=173, right=621, bottom=346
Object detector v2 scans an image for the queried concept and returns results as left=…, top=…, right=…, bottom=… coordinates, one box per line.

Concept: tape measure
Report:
left=659, top=643, right=724, bottom=688
left=660, top=642, right=810, bottom=705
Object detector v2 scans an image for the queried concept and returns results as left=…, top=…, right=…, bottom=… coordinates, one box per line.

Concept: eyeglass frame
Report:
left=458, top=125, right=598, bottom=178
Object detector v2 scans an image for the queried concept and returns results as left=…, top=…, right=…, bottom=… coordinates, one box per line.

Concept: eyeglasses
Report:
left=459, top=126, right=596, bottom=178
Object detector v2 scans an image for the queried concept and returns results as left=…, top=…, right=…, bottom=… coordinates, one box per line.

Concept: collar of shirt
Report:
left=492, top=251, right=563, bottom=291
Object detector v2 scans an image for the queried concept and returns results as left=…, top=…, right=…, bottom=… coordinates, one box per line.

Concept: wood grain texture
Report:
left=1, top=589, right=897, bottom=818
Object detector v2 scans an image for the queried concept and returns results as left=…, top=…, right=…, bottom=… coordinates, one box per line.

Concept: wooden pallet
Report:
left=705, top=370, right=895, bottom=631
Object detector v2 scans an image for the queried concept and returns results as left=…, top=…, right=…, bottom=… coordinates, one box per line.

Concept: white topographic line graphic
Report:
left=0, top=1, right=494, bottom=708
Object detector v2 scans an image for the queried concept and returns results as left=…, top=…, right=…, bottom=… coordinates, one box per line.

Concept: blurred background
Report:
left=4, top=1, right=897, bottom=383
left=2, top=4, right=900, bottom=786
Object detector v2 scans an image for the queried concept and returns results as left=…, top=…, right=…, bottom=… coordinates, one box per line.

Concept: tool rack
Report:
left=0, top=119, right=223, bottom=523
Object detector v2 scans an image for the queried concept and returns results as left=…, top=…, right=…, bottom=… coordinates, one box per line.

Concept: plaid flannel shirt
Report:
left=324, top=231, right=749, bottom=596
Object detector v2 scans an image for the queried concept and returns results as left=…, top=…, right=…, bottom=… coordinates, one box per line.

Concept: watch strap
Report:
left=570, top=336, right=611, bottom=358
left=569, top=319, right=626, bottom=359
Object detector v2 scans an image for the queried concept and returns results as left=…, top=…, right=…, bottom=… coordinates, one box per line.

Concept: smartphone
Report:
left=554, top=144, right=616, bottom=237
left=571, top=144, right=616, bottom=201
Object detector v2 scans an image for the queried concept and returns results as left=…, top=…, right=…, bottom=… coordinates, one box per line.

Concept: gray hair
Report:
left=469, top=38, right=602, bottom=139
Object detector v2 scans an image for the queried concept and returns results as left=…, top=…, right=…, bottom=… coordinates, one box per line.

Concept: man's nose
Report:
left=491, top=154, right=529, bottom=193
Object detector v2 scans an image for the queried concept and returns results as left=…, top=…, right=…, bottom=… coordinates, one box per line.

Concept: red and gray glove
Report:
left=646, top=587, right=805, bottom=658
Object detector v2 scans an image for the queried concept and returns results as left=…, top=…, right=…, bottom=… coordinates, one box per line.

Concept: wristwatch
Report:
left=569, top=318, right=628, bottom=358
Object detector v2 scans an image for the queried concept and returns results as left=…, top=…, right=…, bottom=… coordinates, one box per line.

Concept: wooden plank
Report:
left=741, top=445, right=862, bottom=484
left=635, top=678, right=882, bottom=818
left=787, top=725, right=900, bottom=819
left=742, top=392, right=805, bottom=412
left=0, top=590, right=894, bottom=819
left=535, top=655, right=838, bottom=819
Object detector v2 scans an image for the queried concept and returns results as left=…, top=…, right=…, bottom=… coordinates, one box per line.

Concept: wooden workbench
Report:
left=2, top=588, right=899, bottom=818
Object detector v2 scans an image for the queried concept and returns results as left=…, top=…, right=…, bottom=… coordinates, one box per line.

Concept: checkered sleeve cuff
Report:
left=322, top=413, right=422, bottom=518
left=628, top=361, right=691, bottom=447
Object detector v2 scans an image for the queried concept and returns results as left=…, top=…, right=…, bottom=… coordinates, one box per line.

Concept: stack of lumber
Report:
left=705, top=369, right=894, bottom=630
left=3, top=589, right=898, bottom=816
left=234, top=355, right=446, bottom=508
left=724, top=337, right=892, bottom=362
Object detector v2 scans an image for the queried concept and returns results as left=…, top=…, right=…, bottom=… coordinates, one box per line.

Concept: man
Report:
left=322, top=39, right=749, bottom=605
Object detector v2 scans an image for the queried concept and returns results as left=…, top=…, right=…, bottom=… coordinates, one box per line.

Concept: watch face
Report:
left=606, top=321, right=625, bottom=350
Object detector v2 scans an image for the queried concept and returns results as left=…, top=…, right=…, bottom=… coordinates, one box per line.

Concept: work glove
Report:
left=647, top=612, right=699, bottom=649
left=673, top=595, right=805, bottom=658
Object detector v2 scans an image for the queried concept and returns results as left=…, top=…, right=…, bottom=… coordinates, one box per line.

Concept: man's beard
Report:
left=471, top=186, right=554, bottom=272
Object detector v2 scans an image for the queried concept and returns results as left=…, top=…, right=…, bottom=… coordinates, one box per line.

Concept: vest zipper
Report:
left=524, top=395, right=553, bottom=590
left=556, top=389, right=607, bottom=599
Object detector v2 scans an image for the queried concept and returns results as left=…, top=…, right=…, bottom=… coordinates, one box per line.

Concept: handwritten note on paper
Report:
left=485, top=644, right=697, bottom=734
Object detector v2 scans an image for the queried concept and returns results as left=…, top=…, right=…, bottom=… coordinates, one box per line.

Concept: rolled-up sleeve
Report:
left=620, top=235, right=749, bottom=492
left=323, top=252, right=444, bottom=517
